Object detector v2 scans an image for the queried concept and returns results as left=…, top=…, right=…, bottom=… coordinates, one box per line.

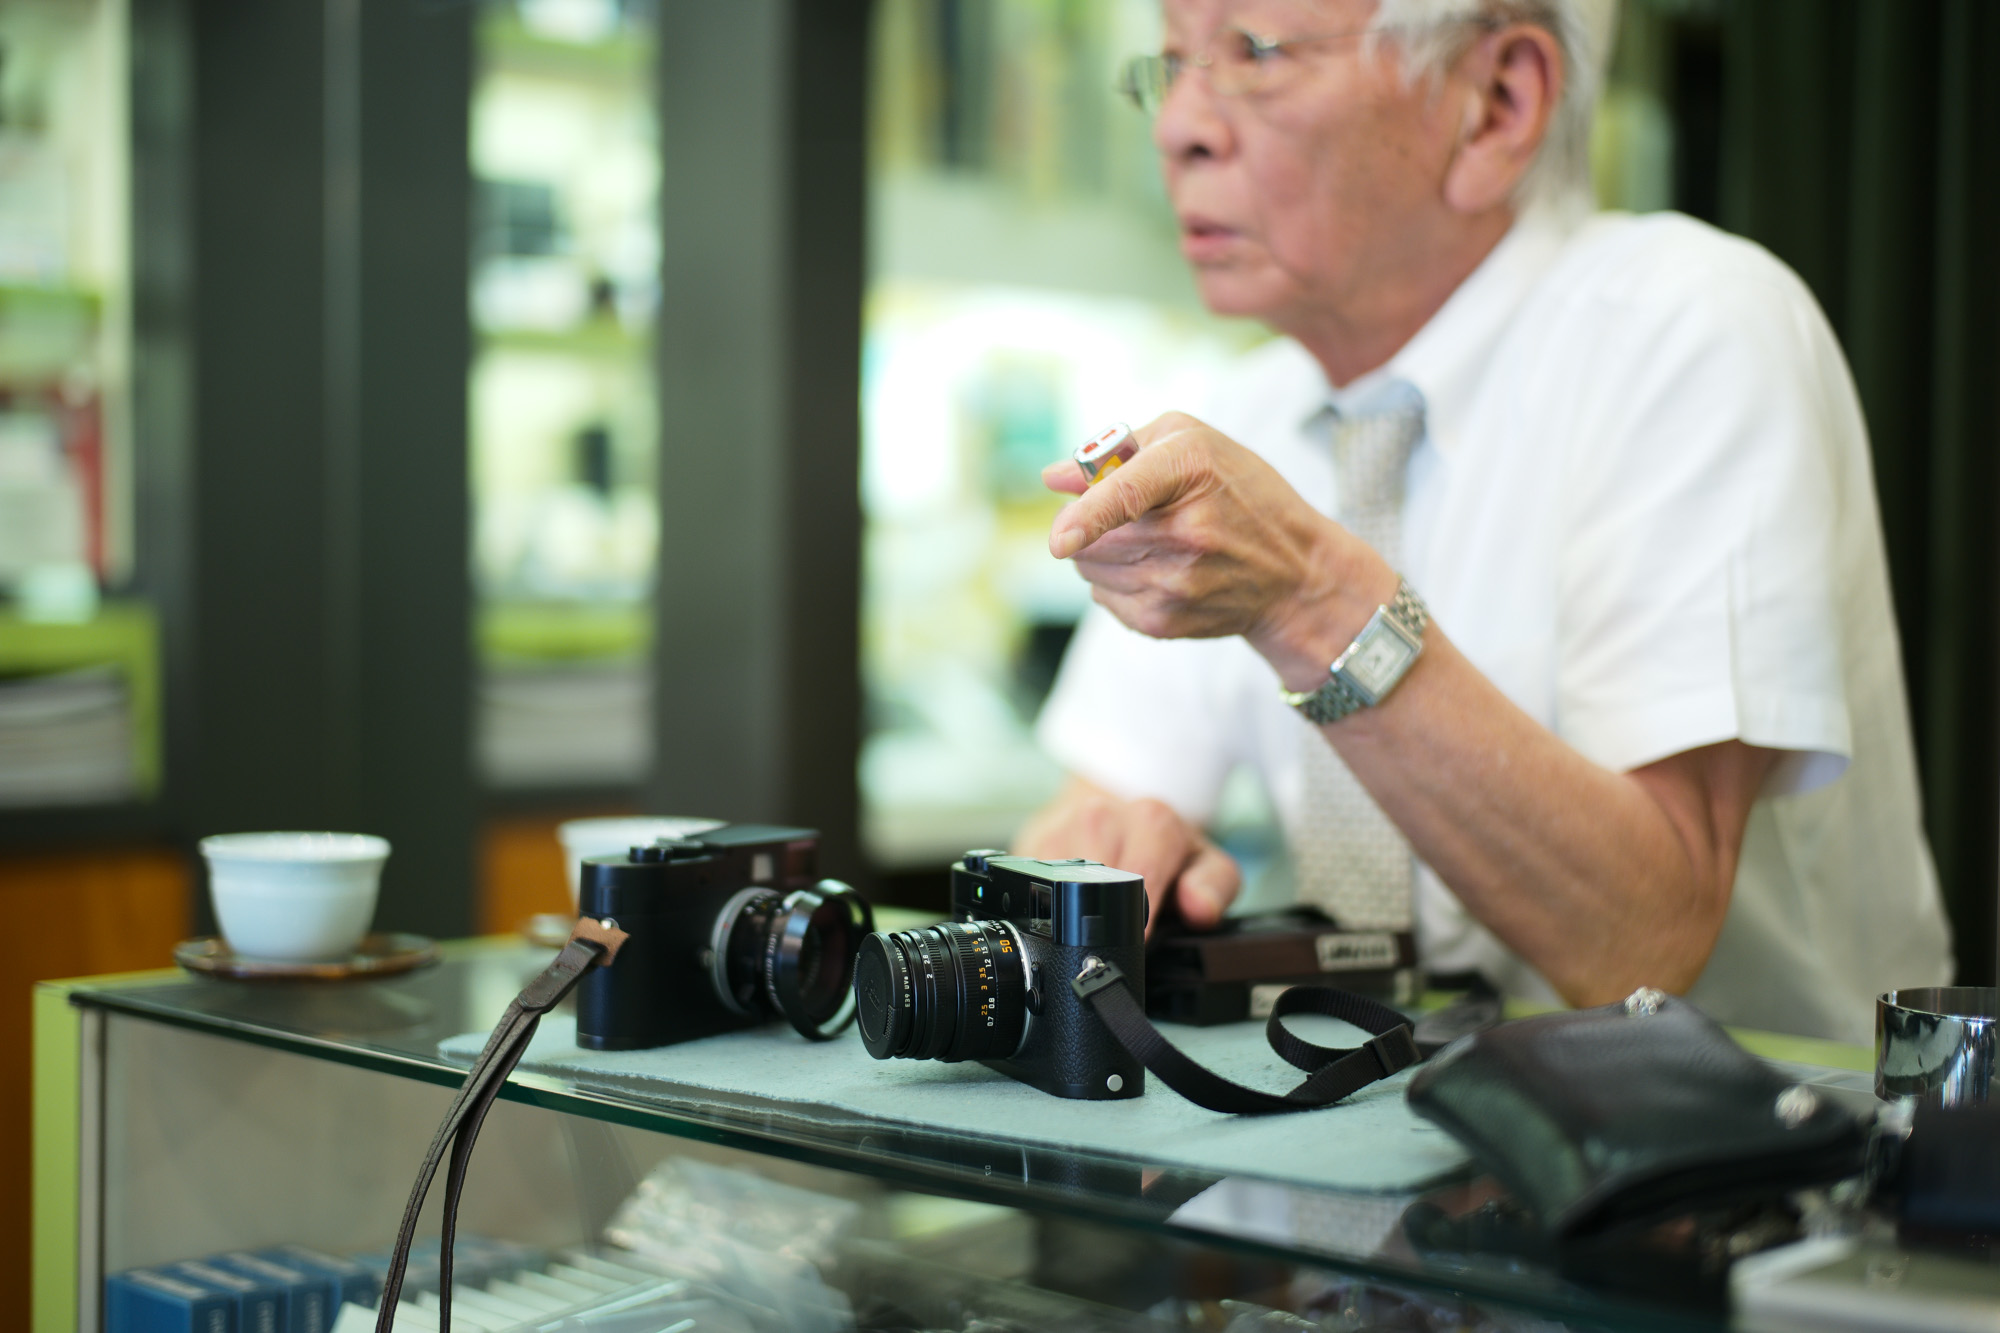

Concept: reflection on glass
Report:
left=0, top=0, right=128, bottom=594
left=0, top=0, right=160, bottom=808
left=862, top=0, right=1266, bottom=873
left=470, top=0, right=659, bottom=791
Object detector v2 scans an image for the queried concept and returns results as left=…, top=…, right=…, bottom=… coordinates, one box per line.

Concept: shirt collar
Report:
left=1297, top=203, right=1584, bottom=455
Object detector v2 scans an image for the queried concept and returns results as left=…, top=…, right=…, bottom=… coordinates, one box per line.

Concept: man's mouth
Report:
left=1178, top=215, right=1241, bottom=262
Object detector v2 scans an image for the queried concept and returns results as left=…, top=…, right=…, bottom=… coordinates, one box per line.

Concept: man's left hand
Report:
left=1042, top=412, right=1394, bottom=687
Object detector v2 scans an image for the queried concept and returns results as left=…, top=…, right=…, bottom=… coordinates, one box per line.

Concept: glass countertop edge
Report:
left=66, top=980, right=1230, bottom=1202
left=70, top=991, right=1695, bottom=1333
left=69, top=984, right=482, bottom=1089
left=73, top=978, right=1464, bottom=1210
left=69, top=981, right=1738, bottom=1331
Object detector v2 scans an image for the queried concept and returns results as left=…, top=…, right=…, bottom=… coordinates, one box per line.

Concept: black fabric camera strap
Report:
left=1072, top=958, right=1420, bottom=1114
left=374, top=918, right=628, bottom=1333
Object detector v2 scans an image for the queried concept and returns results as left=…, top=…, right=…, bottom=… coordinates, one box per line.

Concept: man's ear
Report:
left=1441, top=24, right=1563, bottom=214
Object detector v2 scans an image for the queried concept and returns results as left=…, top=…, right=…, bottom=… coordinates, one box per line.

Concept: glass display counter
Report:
left=33, top=938, right=1996, bottom=1333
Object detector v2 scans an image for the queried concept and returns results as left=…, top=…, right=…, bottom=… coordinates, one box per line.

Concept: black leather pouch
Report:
left=1406, top=989, right=1870, bottom=1239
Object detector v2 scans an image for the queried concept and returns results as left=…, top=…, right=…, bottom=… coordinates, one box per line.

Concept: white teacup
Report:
left=200, top=832, right=391, bottom=961
left=556, top=816, right=724, bottom=907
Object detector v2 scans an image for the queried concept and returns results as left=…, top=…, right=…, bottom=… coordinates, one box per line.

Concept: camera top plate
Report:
left=951, top=852, right=1147, bottom=948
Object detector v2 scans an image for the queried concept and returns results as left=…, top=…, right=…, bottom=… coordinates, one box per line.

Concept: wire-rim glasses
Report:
left=1116, top=19, right=1496, bottom=115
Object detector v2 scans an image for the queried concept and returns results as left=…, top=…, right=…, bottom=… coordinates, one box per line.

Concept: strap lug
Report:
left=1071, top=955, right=1128, bottom=1001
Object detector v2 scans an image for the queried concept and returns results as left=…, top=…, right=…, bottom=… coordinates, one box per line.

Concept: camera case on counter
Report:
left=1145, top=905, right=1419, bottom=1026
left=574, top=823, right=872, bottom=1051
left=854, top=850, right=1146, bottom=1100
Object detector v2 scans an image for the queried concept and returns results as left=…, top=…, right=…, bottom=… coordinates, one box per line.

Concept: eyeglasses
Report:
left=1115, top=19, right=1496, bottom=116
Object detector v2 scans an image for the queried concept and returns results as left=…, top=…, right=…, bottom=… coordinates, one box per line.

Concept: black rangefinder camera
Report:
left=853, top=851, right=1145, bottom=1100
left=574, top=824, right=873, bottom=1051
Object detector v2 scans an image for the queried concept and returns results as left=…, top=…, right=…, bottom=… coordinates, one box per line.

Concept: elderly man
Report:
left=1016, top=0, right=1951, bottom=1041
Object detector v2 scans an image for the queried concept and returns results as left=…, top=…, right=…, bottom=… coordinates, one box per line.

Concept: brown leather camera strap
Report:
left=1072, top=958, right=1419, bottom=1114
left=375, top=918, right=627, bottom=1333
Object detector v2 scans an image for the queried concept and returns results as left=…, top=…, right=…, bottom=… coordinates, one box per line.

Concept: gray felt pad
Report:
left=439, top=1013, right=1467, bottom=1194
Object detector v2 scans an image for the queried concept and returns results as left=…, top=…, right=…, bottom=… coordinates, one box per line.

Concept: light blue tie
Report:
left=1293, top=384, right=1425, bottom=930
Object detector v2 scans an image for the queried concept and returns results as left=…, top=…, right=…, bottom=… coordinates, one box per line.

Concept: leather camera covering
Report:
left=1406, top=992, right=1869, bottom=1238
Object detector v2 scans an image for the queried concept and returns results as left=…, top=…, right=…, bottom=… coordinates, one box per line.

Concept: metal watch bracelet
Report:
left=1386, top=582, right=1430, bottom=637
left=1282, top=579, right=1430, bottom=726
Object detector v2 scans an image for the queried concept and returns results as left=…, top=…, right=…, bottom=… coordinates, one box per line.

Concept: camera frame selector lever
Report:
left=1069, top=956, right=1419, bottom=1115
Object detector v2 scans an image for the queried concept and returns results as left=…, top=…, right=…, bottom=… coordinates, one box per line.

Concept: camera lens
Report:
left=711, top=880, right=872, bottom=1041
left=854, top=921, right=1028, bottom=1063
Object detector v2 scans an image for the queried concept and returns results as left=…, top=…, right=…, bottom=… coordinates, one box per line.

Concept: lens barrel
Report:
left=855, top=921, right=1028, bottom=1062
left=712, top=880, right=872, bottom=1041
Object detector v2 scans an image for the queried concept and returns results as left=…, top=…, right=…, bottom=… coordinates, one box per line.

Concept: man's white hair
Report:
left=1370, top=0, right=1615, bottom=209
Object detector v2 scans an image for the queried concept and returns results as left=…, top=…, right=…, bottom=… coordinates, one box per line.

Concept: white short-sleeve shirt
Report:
left=1036, top=207, right=1953, bottom=1043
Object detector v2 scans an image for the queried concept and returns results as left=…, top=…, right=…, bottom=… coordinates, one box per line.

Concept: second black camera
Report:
left=574, top=823, right=873, bottom=1050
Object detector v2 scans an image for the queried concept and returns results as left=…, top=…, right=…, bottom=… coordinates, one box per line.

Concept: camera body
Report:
left=952, top=852, right=1147, bottom=1099
left=853, top=850, right=1145, bottom=1100
left=575, top=823, right=869, bottom=1051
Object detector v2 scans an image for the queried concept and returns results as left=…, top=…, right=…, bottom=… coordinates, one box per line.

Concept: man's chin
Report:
left=1191, top=268, right=1289, bottom=322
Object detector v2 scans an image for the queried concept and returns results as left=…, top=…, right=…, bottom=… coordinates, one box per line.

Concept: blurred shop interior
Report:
left=0, top=0, right=1996, bottom=1317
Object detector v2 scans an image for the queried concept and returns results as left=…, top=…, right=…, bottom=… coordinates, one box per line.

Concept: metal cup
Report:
left=1876, top=987, right=2000, bottom=1106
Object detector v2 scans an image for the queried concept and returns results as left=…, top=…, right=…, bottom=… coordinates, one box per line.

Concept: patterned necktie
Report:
left=1292, top=384, right=1425, bottom=930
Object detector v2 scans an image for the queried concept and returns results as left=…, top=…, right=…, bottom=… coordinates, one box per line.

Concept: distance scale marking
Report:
left=954, top=921, right=1001, bottom=1029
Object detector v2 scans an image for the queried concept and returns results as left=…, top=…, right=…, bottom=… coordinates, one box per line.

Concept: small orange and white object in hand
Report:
left=1073, top=423, right=1137, bottom=486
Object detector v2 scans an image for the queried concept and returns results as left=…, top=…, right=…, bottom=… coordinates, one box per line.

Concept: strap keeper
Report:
left=1365, top=1025, right=1421, bottom=1078
left=1070, top=955, right=1127, bottom=1002
left=569, top=916, right=630, bottom=965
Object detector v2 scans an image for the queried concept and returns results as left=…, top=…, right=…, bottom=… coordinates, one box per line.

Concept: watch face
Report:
left=1344, top=625, right=1418, bottom=700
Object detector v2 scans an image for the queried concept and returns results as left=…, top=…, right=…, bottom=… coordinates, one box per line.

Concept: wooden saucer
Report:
left=174, top=932, right=440, bottom=980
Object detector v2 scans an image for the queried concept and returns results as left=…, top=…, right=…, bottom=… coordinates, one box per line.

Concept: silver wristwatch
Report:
left=1281, top=580, right=1429, bottom=725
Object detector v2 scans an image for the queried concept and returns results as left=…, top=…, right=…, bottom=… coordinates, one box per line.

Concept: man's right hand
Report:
left=1013, top=776, right=1241, bottom=933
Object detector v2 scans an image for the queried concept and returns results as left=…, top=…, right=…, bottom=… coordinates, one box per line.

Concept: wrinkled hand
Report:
left=1014, top=778, right=1240, bottom=932
left=1043, top=413, right=1386, bottom=687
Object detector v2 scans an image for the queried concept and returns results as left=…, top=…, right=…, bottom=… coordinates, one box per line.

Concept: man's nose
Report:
left=1153, top=66, right=1234, bottom=163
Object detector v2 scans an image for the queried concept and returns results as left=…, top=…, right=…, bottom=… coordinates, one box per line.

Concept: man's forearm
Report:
left=1257, top=554, right=1761, bottom=1006
left=1346, top=630, right=1745, bottom=1002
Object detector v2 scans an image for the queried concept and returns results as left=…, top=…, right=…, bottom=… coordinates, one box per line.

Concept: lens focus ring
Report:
left=854, top=921, right=1028, bottom=1064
